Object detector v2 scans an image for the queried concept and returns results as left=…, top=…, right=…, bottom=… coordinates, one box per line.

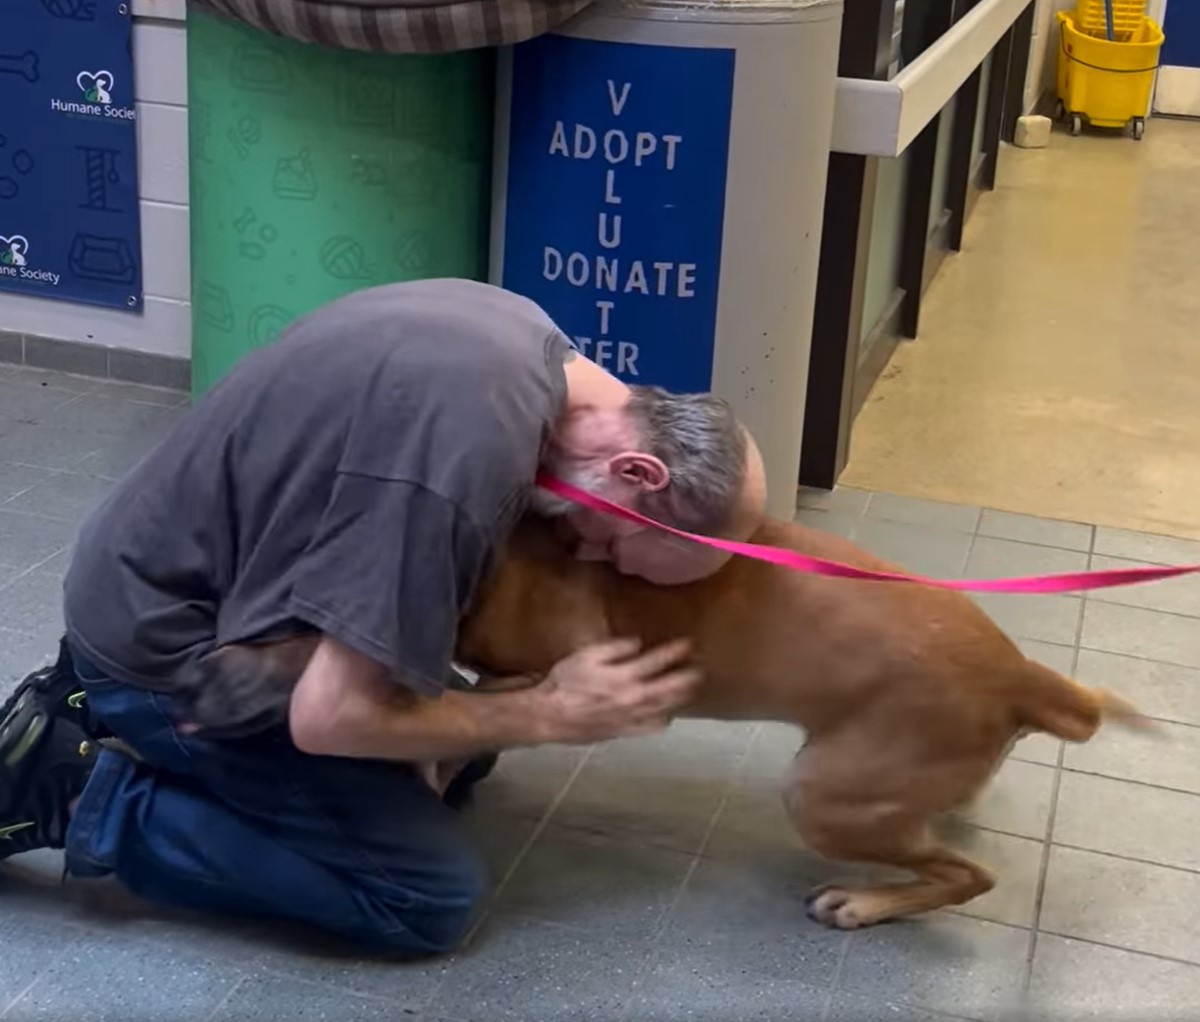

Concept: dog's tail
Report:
left=1014, top=659, right=1155, bottom=743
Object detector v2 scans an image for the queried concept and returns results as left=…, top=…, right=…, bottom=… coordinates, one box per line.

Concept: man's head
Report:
left=536, top=382, right=768, bottom=585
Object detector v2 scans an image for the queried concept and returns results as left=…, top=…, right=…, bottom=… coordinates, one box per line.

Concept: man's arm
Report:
left=289, top=635, right=546, bottom=760
left=288, top=634, right=700, bottom=761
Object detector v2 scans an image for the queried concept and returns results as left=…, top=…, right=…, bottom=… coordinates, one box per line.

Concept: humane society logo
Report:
left=49, top=70, right=135, bottom=120
left=79, top=70, right=113, bottom=104
left=0, top=237, right=61, bottom=287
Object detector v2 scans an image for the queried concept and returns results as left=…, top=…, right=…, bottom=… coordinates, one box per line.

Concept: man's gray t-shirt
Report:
left=63, top=279, right=570, bottom=696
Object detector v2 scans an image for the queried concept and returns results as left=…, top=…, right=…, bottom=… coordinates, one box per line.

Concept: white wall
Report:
left=1023, top=0, right=1072, bottom=113
left=0, top=0, right=192, bottom=359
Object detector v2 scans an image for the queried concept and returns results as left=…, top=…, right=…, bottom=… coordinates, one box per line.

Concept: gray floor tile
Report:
left=1093, top=526, right=1200, bottom=566
left=0, top=463, right=56, bottom=504
left=89, top=380, right=188, bottom=408
left=794, top=507, right=858, bottom=538
left=837, top=914, right=1028, bottom=1021
left=551, top=723, right=752, bottom=855
left=1075, top=648, right=1200, bottom=726
left=703, top=727, right=809, bottom=866
left=1009, top=641, right=1070, bottom=766
left=1016, top=638, right=1076, bottom=675
left=826, top=995, right=981, bottom=1022
left=0, top=571, right=64, bottom=637
left=50, top=393, right=183, bottom=437
left=945, top=829, right=1043, bottom=929
left=456, top=805, right=537, bottom=885
left=977, top=509, right=1094, bottom=553
left=0, top=512, right=77, bottom=572
left=967, top=759, right=1055, bottom=840
left=704, top=773, right=806, bottom=867
left=630, top=854, right=842, bottom=1021
left=1040, top=845, right=1200, bottom=964
left=740, top=722, right=804, bottom=773
left=796, top=486, right=870, bottom=515
left=1027, top=932, right=1200, bottom=1022
left=0, top=422, right=108, bottom=471
left=850, top=519, right=974, bottom=579
left=0, top=380, right=82, bottom=423
left=2, top=472, right=115, bottom=524
left=1010, top=732, right=1062, bottom=767
left=1080, top=600, right=1200, bottom=670
left=0, top=365, right=96, bottom=394
left=1053, top=770, right=1200, bottom=872
left=1063, top=715, right=1200, bottom=793
left=430, top=913, right=647, bottom=1022
left=866, top=492, right=982, bottom=533
left=971, top=592, right=1083, bottom=646
left=0, top=902, right=86, bottom=1012
left=965, top=537, right=1090, bottom=580
left=460, top=743, right=587, bottom=823
left=3, top=930, right=246, bottom=1021
left=75, top=428, right=171, bottom=480
left=0, top=628, right=58, bottom=692
left=493, top=826, right=693, bottom=937
left=209, top=974, right=395, bottom=1021
left=1087, top=553, right=1200, bottom=617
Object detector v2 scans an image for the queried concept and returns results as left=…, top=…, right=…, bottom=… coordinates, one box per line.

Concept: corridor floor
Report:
left=3, top=362, right=1200, bottom=1020
left=843, top=117, right=1200, bottom=540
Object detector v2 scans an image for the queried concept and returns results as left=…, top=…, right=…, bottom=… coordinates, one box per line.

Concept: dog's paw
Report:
left=805, top=885, right=868, bottom=930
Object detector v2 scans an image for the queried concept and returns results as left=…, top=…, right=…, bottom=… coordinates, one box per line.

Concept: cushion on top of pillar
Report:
left=187, top=0, right=596, bottom=53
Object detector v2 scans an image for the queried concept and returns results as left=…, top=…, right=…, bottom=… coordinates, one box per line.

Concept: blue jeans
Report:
left=64, top=646, right=487, bottom=955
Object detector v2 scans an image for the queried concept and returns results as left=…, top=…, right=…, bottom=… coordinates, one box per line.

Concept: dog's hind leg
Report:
left=799, top=839, right=994, bottom=930
left=783, top=740, right=996, bottom=929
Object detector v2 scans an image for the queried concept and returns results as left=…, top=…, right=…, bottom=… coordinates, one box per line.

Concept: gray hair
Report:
left=625, top=385, right=748, bottom=535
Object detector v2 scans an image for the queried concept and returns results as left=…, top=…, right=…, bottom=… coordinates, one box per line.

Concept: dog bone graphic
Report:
left=0, top=51, right=40, bottom=84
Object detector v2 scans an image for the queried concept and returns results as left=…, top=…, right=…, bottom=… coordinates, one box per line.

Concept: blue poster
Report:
left=502, top=36, right=735, bottom=393
left=0, top=0, right=142, bottom=311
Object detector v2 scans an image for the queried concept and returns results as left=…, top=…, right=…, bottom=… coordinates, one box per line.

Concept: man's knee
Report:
left=370, top=844, right=490, bottom=956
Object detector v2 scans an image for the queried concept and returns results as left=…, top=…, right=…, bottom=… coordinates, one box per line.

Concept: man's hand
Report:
left=532, top=638, right=701, bottom=744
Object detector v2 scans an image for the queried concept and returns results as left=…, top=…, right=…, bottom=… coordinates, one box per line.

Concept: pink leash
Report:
left=536, top=472, right=1200, bottom=595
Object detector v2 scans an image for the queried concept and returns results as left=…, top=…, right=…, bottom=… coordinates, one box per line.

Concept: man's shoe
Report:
left=0, top=638, right=95, bottom=739
left=442, top=753, right=499, bottom=810
left=0, top=682, right=98, bottom=859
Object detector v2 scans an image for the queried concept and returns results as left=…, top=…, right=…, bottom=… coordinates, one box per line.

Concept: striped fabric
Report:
left=189, top=0, right=596, bottom=53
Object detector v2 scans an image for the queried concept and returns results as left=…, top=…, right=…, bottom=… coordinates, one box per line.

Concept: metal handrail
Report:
left=832, top=0, right=1030, bottom=156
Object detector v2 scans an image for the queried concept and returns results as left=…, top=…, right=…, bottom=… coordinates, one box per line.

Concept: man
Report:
left=0, top=279, right=766, bottom=955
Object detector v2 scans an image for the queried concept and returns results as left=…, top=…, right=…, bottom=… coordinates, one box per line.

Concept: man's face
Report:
left=534, top=427, right=731, bottom=586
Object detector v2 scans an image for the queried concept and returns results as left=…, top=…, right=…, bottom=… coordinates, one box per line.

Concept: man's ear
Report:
left=609, top=452, right=670, bottom=493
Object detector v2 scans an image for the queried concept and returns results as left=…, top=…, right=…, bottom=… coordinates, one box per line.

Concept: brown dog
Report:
left=186, top=514, right=1146, bottom=930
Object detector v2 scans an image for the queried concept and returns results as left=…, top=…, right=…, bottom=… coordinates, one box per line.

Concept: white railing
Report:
left=832, top=0, right=1029, bottom=156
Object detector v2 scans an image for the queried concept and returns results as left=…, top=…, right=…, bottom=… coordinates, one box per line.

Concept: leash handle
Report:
left=536, top=473, right=1200, bottom=595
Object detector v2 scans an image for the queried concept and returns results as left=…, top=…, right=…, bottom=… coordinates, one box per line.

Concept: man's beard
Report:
left=529, top=460, right=610, bottom=518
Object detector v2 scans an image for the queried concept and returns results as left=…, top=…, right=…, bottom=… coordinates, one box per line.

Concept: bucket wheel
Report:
left=1069, top=113, right=1083, bottom=136
left=1131, top=117, right=1145, bottom=141
left=1054, top=99, right=1065, bottom=121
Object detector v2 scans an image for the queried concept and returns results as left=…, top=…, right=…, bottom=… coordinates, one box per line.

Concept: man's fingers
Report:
left=634, top=668, right=702, bottom=714
left=588, top=637, right=643, bottom=663
left=623, top=638, right=693, bottom=680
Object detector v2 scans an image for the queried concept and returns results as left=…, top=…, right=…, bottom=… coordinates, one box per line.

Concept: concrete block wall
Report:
left=0, top=0, right=192, bottom=362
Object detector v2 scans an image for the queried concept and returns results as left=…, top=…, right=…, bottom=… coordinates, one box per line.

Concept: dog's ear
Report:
left=173, top=644, right=302, bottom=740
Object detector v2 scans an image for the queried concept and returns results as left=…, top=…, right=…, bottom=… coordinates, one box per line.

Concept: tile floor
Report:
left=2, top=362, right=1200, bottom=1020
left=843, top=118, right=1200, bottom=540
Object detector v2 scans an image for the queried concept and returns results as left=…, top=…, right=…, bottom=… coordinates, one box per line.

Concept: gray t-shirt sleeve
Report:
left=286, top=471, right=489, bottom=696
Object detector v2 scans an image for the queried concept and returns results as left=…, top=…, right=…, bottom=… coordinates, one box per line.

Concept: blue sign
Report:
left=0, top=0, right=142, bottom=311
left=502, top=36, right=735, bottom=393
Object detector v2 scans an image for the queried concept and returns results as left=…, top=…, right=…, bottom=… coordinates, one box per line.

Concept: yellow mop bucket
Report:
left=1073, top=0, right=1147, bottom=40
left=1056, top=10, right=1164, bottom=138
